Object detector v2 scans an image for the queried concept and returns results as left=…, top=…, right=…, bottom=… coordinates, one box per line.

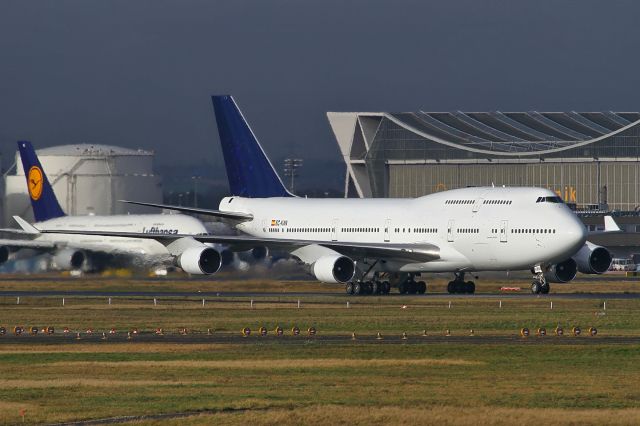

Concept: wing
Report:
left=0, top=238, right=56, bottom=250
left=119, top=200, right=253, bottom=222
left=38, top=229, right=440, bottom=263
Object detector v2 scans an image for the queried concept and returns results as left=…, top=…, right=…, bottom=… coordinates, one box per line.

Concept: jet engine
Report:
left=572, top=242, right=612, bottom=274
left=51, top=249, right=86, bottom=270
left=237, top=246, right=269, bottom=262
left=0, top=246, right=9, bottom=265
left=545, top=258, right=578, bottom=283
left=312, top=255, right=355, bottom=283
left=177, top=247, right=222, bottom=275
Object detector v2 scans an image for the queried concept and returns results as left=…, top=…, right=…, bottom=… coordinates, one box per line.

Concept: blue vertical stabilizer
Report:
left=17, top=141, right=66, bottom=222
left=212, top=95, right=293, bottom=198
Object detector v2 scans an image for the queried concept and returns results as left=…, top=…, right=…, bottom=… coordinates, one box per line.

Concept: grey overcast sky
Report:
left=1, top=1, right=639, bottom=169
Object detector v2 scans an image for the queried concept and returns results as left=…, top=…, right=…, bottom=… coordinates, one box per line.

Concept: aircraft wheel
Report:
left=382, top=281, right=391, bottom=294
left=371, top=281, right=380, bottom=295
left=454, top=281, right=465, bottom=294
left=465, top=281, right=475, bottom=294
left=353, top=282, right=362, bottom=295
left=541, top=283, right=550, bottom=294
left=345, top=282, right=354, bottom=295
left=417, top=281, right=427, bottom=294
left=531, top=281, right=541, bottom=294
left=408, top=281, right=418, bottom=294
left=447, top=282, right=455, bottom=294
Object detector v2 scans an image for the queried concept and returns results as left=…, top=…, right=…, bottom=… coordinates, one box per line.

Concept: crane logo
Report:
left=27, top=166, right=44, bottom=201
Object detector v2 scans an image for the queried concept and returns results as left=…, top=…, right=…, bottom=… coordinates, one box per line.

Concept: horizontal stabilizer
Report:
left=119, top=200, right=253, bottom=221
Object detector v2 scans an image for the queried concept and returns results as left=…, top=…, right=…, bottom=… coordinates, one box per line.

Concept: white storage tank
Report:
left=4, top=144, right=163, bottom=226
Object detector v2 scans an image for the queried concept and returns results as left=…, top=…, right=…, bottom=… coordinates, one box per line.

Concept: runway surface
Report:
left=1, top=332, right=638, bottom=345
left=0, top=290, right=639, bottom=299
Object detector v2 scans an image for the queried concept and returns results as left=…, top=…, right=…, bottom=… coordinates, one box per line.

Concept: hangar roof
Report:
left=387, top=111, right=640, bottom=154
left=37, top=144, right=153, bottom=157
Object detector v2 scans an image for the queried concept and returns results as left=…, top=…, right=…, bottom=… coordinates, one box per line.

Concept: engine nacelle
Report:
left=0, top=246, right=9, bottom=265
left=177, top=247, right=222, bottom=275
left=312, top=255, right=355, bottom=284
left=545, top=258, right=577, bottom=283
left=572, top=242, right=612, bottom=274
left=52, top=249, right=85, bottom=270
left=237, top=246, right=269, bottom=262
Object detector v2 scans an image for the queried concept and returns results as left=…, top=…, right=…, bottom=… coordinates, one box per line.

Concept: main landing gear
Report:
left=398, top=276, right=427, bottom=295
left=447, top=272, right=475, bottom=294
left=345, top=280, right=391, bottom=296
left=530, top=266, right=550, bottom=294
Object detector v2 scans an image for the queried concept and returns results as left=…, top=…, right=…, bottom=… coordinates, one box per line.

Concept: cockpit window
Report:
left=536, top=196, right=563, bottom=203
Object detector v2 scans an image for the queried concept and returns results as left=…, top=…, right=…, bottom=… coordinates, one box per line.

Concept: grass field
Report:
left=0, top=275, right=640, bottom=425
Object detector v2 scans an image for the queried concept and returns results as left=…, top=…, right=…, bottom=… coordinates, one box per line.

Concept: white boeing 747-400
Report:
left=41, top=96, right=614, bottom=294
left=0, top=141, right=231, bottom=274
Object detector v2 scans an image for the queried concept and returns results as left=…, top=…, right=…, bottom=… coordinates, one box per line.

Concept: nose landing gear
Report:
left=530, top=265, right=550, bottom=294
left=447, top=272, right=475, bottom=294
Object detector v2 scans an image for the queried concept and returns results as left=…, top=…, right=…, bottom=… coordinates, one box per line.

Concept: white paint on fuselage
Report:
left=220, top=187, right=587, bottom=273
left=34, top=214, right=208, bottom=257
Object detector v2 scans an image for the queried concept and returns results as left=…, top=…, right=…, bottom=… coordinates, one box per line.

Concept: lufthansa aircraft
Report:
left=0, top=141, right=229, bottom=274
left=41, top=96, right=614, bottom=294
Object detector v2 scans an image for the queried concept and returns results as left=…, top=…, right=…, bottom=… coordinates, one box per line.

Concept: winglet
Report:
left=211, top=95, right=293, bottom=198
left=17, top=141, right=66, bottom=222
left=13, top=216, right=40, bottom=234
left=604, top=216, right=621, bottom=232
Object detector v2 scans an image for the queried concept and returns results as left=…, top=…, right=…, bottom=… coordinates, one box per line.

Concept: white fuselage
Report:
left=220, top=187, right=587, bottom=273
left=35, top=214, right=208, bottom=260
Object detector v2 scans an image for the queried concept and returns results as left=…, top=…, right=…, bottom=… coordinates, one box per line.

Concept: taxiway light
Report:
left=589, top=327, right=598, bottom=336
left=307, top=327, right=317, bottom=337
left=241, top=327, right=251, bottom=337
left=376, top=332, right=383, bottom=340
left=46, top=327, right=54, bottom=335
left=422, top=329, right=428, bottom=337
left=275, top=326, right=283, bottom=337
left=292, top=326, right=300, bottom=336
left=155, top=328, right=164, bottom=335
left=259, top=326, right=267, bottom=337
left=469, top=329, right=475, bottom=336
left=445, top=329, right=451, bottom=336
left=131, top=328, right=139, bottom=335
left=13, top=326, right=23, bottom=336
left=537, top=328, right=546, bottom=337
left=351, top=332, right=356, bottom=340
left=29, top=327, right=38, bottom=336
left=402, top=332, right=408, bottom=340
left=520, top=328, right=530, bottom=338
left=555, top=326, right=564, bottom=336
left=109, top=328, right=116, bottom=335
left=572, top=327, right=581, bottom=337
left=63, top=327, right=70, bottom=335
left=86, top=328, right=93, bottom=335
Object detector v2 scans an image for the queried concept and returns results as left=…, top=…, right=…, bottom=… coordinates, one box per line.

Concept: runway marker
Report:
left=550, top=301, right=553, bottom=310
left=16, top=297, right=19, bottom=305
left=448, top=301, right=451, bottom=309
left=62, top=298, right=65, bottom=307
left=153, top=298, right=157, bottom=306
left=202, top=299, right=205, bottom=307
left=499, top=300, right=502, bottom=309
left=604, top=301, right=606, bottom=310
left=297, top=300, right=301, bottom=309
left=108, top=297, right=111, bottom=306
left=250, top=300, right=254, bottom=309
left=346, top=301, right=350, bottom=308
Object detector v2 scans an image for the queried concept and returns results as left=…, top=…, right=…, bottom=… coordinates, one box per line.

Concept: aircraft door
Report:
left=473, top=198, right=483, bottom=213
left=447, top=219, right=455, bottom=242
left=331, top=219, right=338, bottom=241
left=384, top=219, right=391, bottom=242
left=500, top=220, right=508, bottom=242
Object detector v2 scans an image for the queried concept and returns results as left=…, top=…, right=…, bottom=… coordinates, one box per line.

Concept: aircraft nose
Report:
left=563, top=214, right=587, bottom=254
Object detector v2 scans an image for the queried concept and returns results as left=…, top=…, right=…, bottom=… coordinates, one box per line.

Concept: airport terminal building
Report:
left=328, top=111, right=640, bottom=211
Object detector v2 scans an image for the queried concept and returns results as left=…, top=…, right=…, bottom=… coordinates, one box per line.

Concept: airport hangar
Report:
left=328, top=111, right=640, bottom=257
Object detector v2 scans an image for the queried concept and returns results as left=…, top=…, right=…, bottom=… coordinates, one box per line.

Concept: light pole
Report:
left=283, top=158, right=303, bottom=193
left=191, top=176, right=201, bottom=208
